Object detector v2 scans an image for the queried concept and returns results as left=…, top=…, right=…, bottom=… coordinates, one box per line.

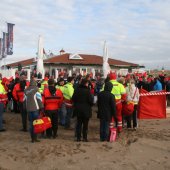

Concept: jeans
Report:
left=100, top=119, right=110, bottom=141
left=18, top=102, right=27, bottom=130
left=65, top=107, right=73, bottom=128
left=28, top=110, right=39, bottom=139
left=58, top=103, right=66, bottom=125
left=0, top=103, right=4, bottom=130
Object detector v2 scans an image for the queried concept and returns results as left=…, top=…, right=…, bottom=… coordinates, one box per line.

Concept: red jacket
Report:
left=12, top=81, right=30, bottom=102
left=43, top=88, right=63, bottom=111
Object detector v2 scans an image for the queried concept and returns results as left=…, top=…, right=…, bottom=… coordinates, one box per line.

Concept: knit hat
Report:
left=30, top=79, right=37, bottom=86
left=44, top=77, right=49, bottom=81
left=48, top=78, right=55, bottom=86
left=67, top=76, right=74, bottom=82
left=20, top=75, right=26, bottom=81
left=109, top=72, right=117, bottom=80
left=58, top=78, right=64, bottom=82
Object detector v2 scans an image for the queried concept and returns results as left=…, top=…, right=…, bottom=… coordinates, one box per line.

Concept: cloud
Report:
left=0, top=0, right=170, bottom=69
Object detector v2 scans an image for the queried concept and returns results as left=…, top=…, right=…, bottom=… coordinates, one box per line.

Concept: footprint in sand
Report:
left=67, top=159, right=77, bottom=165
left=126, top=138, right=138, bottom=146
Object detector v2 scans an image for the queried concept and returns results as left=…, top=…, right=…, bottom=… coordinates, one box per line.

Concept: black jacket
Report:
left=97, top=82, right=116, bottom=121
left=72, top=85, right=93, bottom=118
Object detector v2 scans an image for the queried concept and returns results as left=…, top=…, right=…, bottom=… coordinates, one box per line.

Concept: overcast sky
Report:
left=0, top=0, right=170, bottom=69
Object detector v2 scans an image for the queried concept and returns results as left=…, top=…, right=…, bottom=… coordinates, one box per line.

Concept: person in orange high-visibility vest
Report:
left=43, top=78, right=63, bottom=138
left=109, top=72, right=126, bottom=133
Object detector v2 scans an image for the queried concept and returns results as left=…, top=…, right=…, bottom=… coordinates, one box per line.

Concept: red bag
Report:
left=33, top=117, right=52, bottom=134
left=33, top=118, right=45, bottom=134
left=122, top=87, right=137, bottom=116
left=42, top=117, right=52, bottom=130
left=122, top=102, right=134, bottom=116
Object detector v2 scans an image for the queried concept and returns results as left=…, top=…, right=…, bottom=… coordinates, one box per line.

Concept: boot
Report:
left=31, top=134, right=35, bottom=143
left=83, top=132, right=88, bottom=142
left=34, top=135, right=40, bottom=142
left=31, top=134, right=40, bottom=143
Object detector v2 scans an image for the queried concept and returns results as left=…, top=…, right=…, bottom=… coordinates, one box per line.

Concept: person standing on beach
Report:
left=12, top=75, right=30, bottom=131
left=43, top=78, right=63, bottom=138
left=72, top=79, right=93, bottom=142
left=109, top=72, right=126, bottom=133
left=56, top=78, right=65, bottom=126
left=0, top=79, right=8, bottom=132
left=24, top=79, right=43, bottom=143
left=63, top=77, right=74, bottom=129
left=125, top=79, right=139, bottom=129
left=97, top=81, right=116, bottom=141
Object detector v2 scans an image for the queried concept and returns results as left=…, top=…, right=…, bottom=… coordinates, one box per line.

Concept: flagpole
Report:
left=103, top=41, right=111, bottom=78
left=37, top=35, right=45, bottom=79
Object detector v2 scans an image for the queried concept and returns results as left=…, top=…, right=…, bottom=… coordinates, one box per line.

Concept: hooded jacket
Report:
left=24, top=81, right=43, bottom=112
left=72, top=85, right=93, bottom=118
left=97, top=82, right=116, bottom=121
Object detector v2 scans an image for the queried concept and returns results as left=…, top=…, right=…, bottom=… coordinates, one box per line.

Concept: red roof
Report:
left=7, top=58, right=35, bottom=67
left=44, top=53, right=139, bottom=67
left=7, top=53, right=140, bottom=68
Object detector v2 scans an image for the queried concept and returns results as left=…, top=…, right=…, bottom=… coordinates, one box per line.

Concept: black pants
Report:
left=45, top=110, right=58, bottom=138
left=100, top=119, right=109, bottom=141
left=13, top=99, right=19, bottom=113
left=77, top=117, right=89, bottom=140
left=18, top=102, right=27, bottom=130
left=126, top=104, right=138, bottom=128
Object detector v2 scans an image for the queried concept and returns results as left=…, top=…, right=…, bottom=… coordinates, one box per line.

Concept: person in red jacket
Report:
left=43, top=78, right=63, bottom=138
left=12, top=75, right=30, bottom=131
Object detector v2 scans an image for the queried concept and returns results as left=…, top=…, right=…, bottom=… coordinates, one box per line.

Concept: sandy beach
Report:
left=0, top=108, right=170, bottom=170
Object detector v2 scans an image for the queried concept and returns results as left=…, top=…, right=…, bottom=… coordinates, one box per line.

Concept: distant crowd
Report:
left=0, top=71, right=170, bottom=142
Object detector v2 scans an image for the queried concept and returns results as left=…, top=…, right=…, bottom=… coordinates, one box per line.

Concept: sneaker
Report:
left=53, top=134, right=58, bottom=139
left=20, top=129, right=28, bottom=132
left=76, top=139, right=81, bottom=142
left=133, top=127, right=137, bottom=131
left=0, top=129, right=6, bottom=132
left=82, top=139, right=88, bottom=142
left=34, top=139, right=40, bottom=142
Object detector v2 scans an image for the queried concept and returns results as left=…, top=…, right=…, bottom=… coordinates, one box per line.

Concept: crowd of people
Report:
left=0, top=71, right=170, bottom=143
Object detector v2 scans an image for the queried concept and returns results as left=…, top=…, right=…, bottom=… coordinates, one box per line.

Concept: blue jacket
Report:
left=153, top=80, right=162, bottom=91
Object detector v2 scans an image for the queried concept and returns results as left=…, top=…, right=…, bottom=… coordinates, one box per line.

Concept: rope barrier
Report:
left=140, top=91, right=170, bottom=96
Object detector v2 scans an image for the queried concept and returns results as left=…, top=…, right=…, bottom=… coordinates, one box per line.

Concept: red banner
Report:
left=138, top=89, right=166, bottom=119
